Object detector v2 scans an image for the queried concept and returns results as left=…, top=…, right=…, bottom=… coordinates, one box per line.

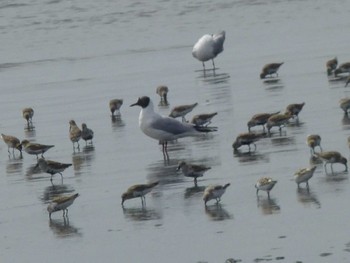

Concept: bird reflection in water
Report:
left=122, top=206, right=162, bottom=222
left=24, top=126, right=36, bottom=139
left=111, top=115, right=126, bottom=131
left=197, top=70, right=230, bottom=84
left=256, top=197, right=280, bottom=215
left=49, top=217, right=81, bottom=238
left=262, top=78, right=284, bottom=91
left=6, top=158, right=23, bottom=175
left=184, top=185, right=206, bottom=199
left=204, top=204, right=233, bottom=221
left=233, top=150, right=269, bottom=164
left=41, top=184, right=76, bottom=204
left=72, top=146, right=95, bottom=175
left=296, top=188, right=321, bottom=208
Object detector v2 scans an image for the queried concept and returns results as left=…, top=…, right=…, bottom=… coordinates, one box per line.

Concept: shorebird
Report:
left=334, top=62, right=350, bottom=76
left=190, top=112, right=218, bottom=127
left=121, top=182, right=159, bottom=206
left=130, top=96, right=217, bottom=158
left=314, top=151, right=348, bottom=173
left=47, top=193, right=79, bottom=219
left=306, top=134, right=322, bottom=154
left=177, top=161, right=211, bottom=185
left=1, top=134, right=22, bottom=157
left=156, top=85, right=169, bottom=103
left=232, top=132, right=263, bottom=152
left=81, top=123, right=94, bottom=145
left=203, top=183, right=230, bottom=206
left=69, top=120, right=82, bottom=150
left=266, top=113, right=292, bottom=136
left=22, top=107, right=34, bottom=128
left=255, top=177, right=277, bottom=198
left=109, top=99, right=123, bottom=116
left=260, top=62, right=284, bottom=79
left=326, top=57, right=338, bottom=76
left=247, top=112, right=279, bottom=132
left=294, top=166, right=317, bottom=189
left=36, top=158, right=72, bottom=182
left=21, top=139, right=54, bottom=158
left=339, top=98, right=350, bottom=114
left=285, top=102, right=305, bottom=120
left=169, top=102, right=198, bottom=123
left=192, top=30, right=225, bottom=70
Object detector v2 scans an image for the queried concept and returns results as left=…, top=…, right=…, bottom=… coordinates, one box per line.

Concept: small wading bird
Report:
left=177, top=161, right=211, bottom=186
left=314, top=151, right=348, bottom=174
left=69, top=120, right=82, bottom=151
left=36, top=158, right=72, bottom=182
left=339, top=98, right=350, bottom=114
left=21, top=139, right=54, bottom=158
left=156, top=85, right=169, bottom=104
left=326, top=57, right=338, bottom=76
left=22, top=107, right=34, bottom=128
left=1, top=133, right=22, bottom=157
left=130, top=96, right=217, bottom=159
left=203, top=183, right=230, bottom=206
left=109, top=99, right=123, bottom=117
left=255, top=177, right=277, bottom=198
left=191, top=112, right=218, bottom=127
left=169, top=102, right=198, bottom=123
left=294, top=166, right=317, bottom=189
left=81, top=123, right=94, bottom=145
left=266, top=113, right=292, bottom=136
left=192, top=31, right=225, bottom=70
left=306, top=134, right=322, bottom=154
left=47, top=193, right=79, bottom=219
left=334, top=62, right=350, bottom=76
left=285, top=102, right=305, bottom=120
left=247, top=112, right=279, bottom=132
left=121, top=182, right=159, bottom=206
left=260, top=62, right=284, bottom=79
left=232, top=132, right=263, bottom=152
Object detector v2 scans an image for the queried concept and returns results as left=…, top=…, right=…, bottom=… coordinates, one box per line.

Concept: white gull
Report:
left=130, top=96, right=217, bottom=158
left=192, top=30, right=225, bottom=70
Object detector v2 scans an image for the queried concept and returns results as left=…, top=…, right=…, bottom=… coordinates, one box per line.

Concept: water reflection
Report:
left=147, top=159, right=181, bottom=185
left=256, top=197, right=280, bottom=215
left=158, top=100, right=170, bottom=108
left=122, top=206, right=162, bottom=221
left=41, top=184, right=76, bottom=203
left=341, top=114, right=350, bottom=128
left=49, top=217, right=82, bottom=238
left=233, top=150, right=269, bottom=164
left=184, top=185, right=206, bottom=199
left=72, top=147, right=95, bottom=175
left=270, top=135, right=295, bottom=146
left=6, top=158, right=23, bottom=175
left=262, top=78, right=284, bottom=91
left=25, top=163, right=44, bottom=180
left=24, top=126, right=36, bottom=139
left=204, top=204, right=233, bottom=221
left=111, top=115, right=126, bottom=131
left=296, top=188, right=321, bottom=208
left=197, top=70, right=230, bottom=85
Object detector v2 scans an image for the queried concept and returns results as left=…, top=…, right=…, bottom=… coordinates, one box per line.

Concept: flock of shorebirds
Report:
left=3, top=31, right=350, bottom=219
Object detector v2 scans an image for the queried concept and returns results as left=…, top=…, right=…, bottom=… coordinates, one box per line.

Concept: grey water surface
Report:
left=1, top=0, right=350, bottom=262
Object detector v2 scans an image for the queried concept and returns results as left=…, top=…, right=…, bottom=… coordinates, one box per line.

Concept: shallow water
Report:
left=1, top=0, right=350, bottom=262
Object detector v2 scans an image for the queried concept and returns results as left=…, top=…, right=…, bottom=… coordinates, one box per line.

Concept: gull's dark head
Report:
left=130, top=96, right=150, bottom=108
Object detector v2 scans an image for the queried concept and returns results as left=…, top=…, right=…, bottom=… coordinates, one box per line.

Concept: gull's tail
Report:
left=194, top=126, right=218, bottom=133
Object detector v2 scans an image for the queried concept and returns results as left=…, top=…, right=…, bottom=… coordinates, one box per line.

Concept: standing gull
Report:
left=130, top=96, right=217, bottom=158
left=192, top=31, right=225, bottom=70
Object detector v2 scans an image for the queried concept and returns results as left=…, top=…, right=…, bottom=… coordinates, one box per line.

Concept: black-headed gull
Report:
left=130, top=96, right=217, bottom=158
left=192, top=31, right=225, bottom=70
